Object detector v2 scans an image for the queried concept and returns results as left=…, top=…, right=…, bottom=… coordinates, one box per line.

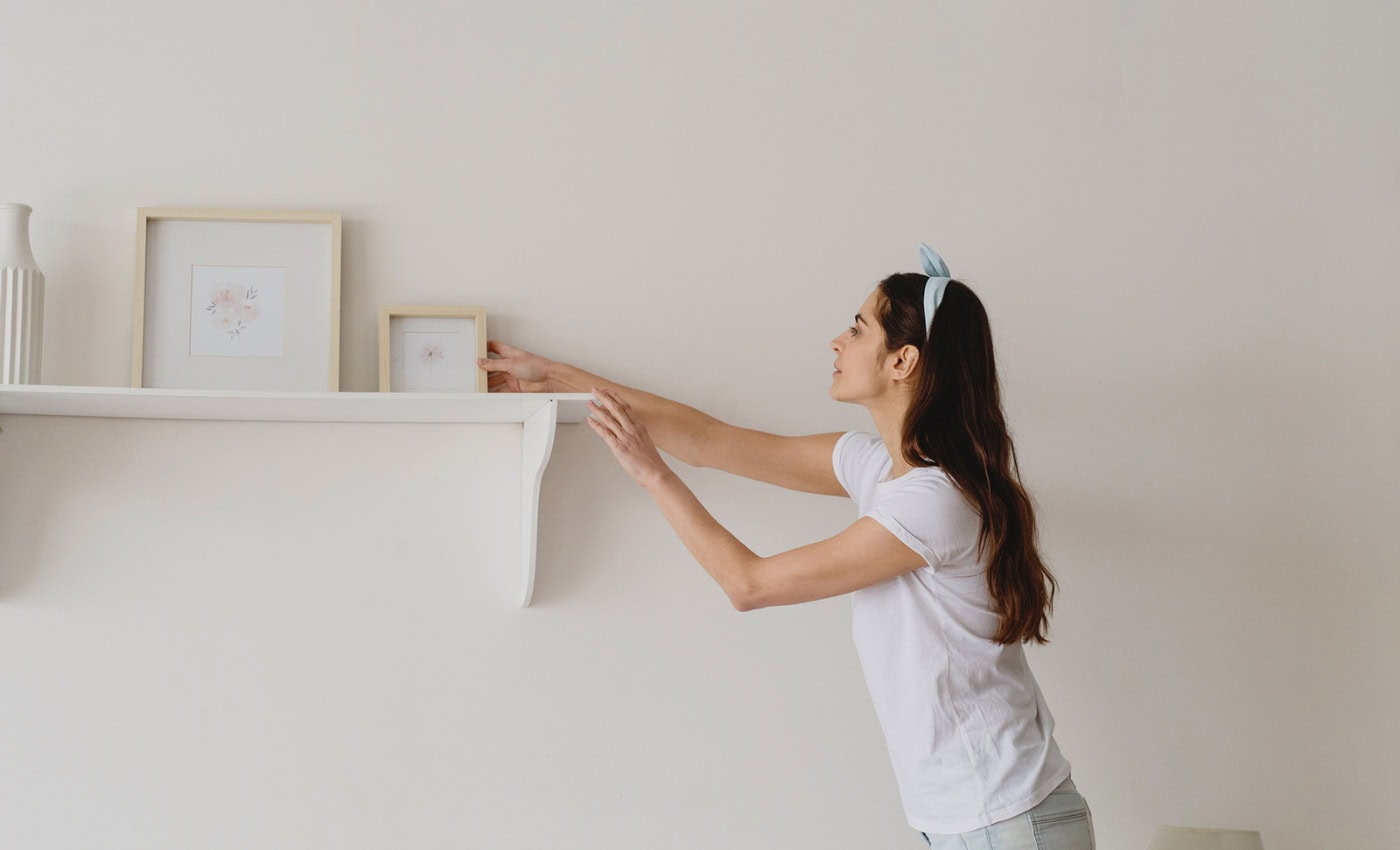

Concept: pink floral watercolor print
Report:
left=398, top=329, right=469, bottom=391
left=189, top=266, right=287, bottom=359
left=418, top=341, right=447, bottom=366
left=206, top=282, right=263, bottom=341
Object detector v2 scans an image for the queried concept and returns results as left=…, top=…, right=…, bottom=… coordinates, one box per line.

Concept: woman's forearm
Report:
left=548, top=361, right=717, bottom=468
left=644, top=470, right=760, bottom=610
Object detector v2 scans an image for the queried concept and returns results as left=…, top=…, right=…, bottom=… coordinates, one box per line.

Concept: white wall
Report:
left=2, top=1, right=1397, bottom=847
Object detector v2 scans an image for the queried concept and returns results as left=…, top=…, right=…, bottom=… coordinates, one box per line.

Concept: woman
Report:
left=478, top=245, right=1095, bottom=849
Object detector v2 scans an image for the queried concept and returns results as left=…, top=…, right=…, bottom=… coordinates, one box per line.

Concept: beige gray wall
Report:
left=2, top=1, right=1396, bottom=847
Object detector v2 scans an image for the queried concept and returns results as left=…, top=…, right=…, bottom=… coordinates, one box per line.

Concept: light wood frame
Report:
left=131, top=207, right=342, bottom=390
left=378, top=305, right=488, bottom=393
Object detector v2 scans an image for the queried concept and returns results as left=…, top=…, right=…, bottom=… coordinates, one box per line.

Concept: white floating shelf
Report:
left=0, top=384, right=591, bottom=424
left=0, top=385, right=593, bottom=607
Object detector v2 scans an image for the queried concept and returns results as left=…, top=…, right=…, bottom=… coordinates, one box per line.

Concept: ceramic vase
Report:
left=1, top=203, right=44, bottom=384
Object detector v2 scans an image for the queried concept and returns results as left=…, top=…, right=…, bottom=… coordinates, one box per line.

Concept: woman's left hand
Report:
left=587, top=387, right=674, bottom=490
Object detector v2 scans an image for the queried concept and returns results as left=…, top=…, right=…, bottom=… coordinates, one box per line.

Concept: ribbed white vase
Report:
left=1, top=203, right=45, bottom=384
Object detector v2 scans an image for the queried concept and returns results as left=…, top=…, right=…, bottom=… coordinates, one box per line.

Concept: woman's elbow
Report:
left=722, top=554, right=778, bottom=612
left=727, top=570, right=822, bottom=611
left=726, top=576, right=766, bottom=612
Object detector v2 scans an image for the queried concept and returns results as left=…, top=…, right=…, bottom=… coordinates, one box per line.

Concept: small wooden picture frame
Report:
left=378, top=305, right=488, bottom=393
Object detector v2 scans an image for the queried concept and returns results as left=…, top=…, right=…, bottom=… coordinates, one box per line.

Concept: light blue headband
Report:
left=919, top=243, right=952, bottom=335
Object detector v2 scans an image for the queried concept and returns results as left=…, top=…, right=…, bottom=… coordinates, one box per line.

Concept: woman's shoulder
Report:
left=835, top=430, right=887, bottom=470
left=833, top=431, right=892, bottom=501
left=837, top=430, right=883, bottom=450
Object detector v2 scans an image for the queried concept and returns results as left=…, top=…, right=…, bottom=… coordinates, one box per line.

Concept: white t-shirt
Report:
left=832, top=430, right=1071, bottom=835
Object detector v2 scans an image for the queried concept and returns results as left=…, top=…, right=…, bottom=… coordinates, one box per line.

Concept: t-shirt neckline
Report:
left=877, top=455, right=940, bottom=485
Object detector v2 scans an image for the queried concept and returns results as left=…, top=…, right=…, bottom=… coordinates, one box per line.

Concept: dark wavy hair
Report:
left=876, top=273, right=1057, bottom=644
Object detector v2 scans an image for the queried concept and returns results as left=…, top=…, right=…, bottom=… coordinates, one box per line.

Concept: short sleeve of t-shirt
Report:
left=832, top=430, right=887, bottom=501
left=832, top=431, right=983, bottom=573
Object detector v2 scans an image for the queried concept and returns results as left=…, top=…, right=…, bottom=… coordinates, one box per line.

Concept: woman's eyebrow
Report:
left=854, top=313, right=866, bottom=326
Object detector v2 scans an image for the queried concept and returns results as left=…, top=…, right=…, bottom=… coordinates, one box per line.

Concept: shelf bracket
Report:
left=519, top=399, right=558, bottom=607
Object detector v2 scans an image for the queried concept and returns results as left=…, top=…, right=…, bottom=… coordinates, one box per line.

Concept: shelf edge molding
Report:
left=0, top=384, right=591, bottom=424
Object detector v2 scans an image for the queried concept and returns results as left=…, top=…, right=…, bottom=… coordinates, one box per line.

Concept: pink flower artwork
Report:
left=419, top=341, right=447, bottom=366
left=205, top=282, right=262, bottom=340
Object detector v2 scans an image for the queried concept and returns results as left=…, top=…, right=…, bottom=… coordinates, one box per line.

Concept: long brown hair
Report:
left=876, top=273, right=1057, bottom=644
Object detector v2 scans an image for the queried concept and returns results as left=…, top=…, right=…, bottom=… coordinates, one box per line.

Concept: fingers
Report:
left=588, top=393, right=638, bottom=459
left=486, top=340, right=519, bottom=357
left=477, top=356, right=510, bottom=373
left=481, top=357, right=515, bottom=393
left=587, top=415, right=620, bottom=447
left=589, top=387, right=637, bottom=435
left=587, top=400, right=627, bottom=438
left=478, top=354, right=519, bottom=394
left=587, top=397, right=623, bottom=438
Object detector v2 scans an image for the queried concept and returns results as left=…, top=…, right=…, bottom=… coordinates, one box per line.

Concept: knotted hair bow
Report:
left=918, top=243, right=952, bottom=334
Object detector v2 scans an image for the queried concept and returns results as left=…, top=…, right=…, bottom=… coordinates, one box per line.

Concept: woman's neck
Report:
left=867, top=395, right=915, bottom=479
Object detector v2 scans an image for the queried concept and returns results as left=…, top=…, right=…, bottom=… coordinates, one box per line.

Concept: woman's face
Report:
left=829, top=289, right=890, bottom=403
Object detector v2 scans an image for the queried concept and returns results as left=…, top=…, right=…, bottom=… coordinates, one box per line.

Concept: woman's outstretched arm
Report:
left=587, top=388, right=924, bottom=610
left=481, top=341, right=716, bottom=468
left=481, top=342, right=844, bottom=495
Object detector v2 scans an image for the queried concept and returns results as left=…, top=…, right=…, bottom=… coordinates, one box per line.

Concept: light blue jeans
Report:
left=920, top=777, right=1095, bottom=849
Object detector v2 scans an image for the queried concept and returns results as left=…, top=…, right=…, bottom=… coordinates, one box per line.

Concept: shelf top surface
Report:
left=0, top=385, right=593, bottom=424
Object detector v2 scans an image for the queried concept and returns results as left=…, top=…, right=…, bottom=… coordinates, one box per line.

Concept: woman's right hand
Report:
left=478, top=341, right=557, bottom=393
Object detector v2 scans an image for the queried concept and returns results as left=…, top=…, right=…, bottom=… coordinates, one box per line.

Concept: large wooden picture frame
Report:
left=132, top=208, right=342, bottom=391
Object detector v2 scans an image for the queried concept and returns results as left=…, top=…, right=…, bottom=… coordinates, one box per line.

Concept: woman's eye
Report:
left=848, top=326, right=859, bottom=335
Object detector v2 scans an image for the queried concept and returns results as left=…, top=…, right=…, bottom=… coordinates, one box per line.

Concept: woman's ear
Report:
left=890, top=344, right=921, bottom=382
